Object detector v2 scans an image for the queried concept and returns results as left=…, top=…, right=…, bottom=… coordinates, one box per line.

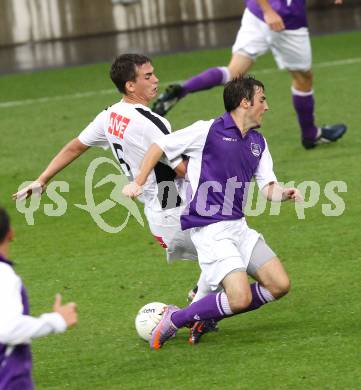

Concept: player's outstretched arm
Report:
left=122, top=143, right=164, bottom=198
left=12, top=138, right=89, bottom=200
left=0, top=270, right=78, bottom=345
left=257, top=0, right=285, bottom=31
left=262, top=182, right=303, bottom=202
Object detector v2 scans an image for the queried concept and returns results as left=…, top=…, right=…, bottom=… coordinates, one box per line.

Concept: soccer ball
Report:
left=135, top=302, right=166, bottom=341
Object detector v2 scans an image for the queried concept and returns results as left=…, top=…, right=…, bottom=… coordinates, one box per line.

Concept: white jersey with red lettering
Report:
left=78, top=100, right=184, bottom=212
left=78, top=101, right=197, bottom=262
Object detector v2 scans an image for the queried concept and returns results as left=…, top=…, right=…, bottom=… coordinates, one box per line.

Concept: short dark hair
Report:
left=223, top=75, right=265, bottom=112
left=0, top=207, right=10, bottom=244
left=110, top=53, right=152, bottom=94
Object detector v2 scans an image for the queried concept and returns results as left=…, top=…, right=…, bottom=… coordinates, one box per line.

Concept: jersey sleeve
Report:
left=167, top=156, right=183, bottom=170
left=155, top=120, right=211, bottom=161
left=0, top=264, right=67, bottom=345
left=254, top=138, right=278, bottom=190
left=141, top=114, right=183, bottom=170
left=155, top=133, right=182, bottom=170
left=78, top=110, right=109, bottom=150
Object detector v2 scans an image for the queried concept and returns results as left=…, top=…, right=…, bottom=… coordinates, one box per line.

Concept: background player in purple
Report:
left=153, top=0, right=346, bottom=149
left=0, top=207, right=78, bottom=389
left=123, top=76, right=303, bottom=349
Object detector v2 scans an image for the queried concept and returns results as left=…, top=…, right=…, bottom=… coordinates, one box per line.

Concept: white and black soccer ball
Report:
left=135, top=302, right=166, bottom=341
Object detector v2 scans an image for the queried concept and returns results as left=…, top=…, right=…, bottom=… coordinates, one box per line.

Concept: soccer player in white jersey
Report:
left=153, top=0, right=346, bottom=150
left=12, top=54, right=216, bottom=332
left=13, top=54, right=195, bottom=261
left=0, top=207, right=77, bottom=389
left=123, top=75, right=303, bottom=349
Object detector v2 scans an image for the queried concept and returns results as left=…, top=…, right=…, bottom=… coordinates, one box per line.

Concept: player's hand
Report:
left=282, top=188, right=303, bottom=202
left=12, top=180, right=46, bottom=201
left=53, top=294, right=78, bottom=328
left=334, top=0, right=343, bottom=5
left=264, top=9, right=285, bottom=31
left=122, top=181, right=143, bottom=198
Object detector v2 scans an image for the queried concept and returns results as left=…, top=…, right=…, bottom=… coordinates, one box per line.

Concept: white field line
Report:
left=1, top=57, right=360, bottom=109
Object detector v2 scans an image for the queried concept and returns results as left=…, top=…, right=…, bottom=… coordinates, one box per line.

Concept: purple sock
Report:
left=222, top=283, right=273, bottom=316
left=292, top=89, right=318, bottom=140
left=244, top=283, right=271, bottom=312
left=181, top=67, right=225, bottom=97
left=171, top=292, right=227, bottom=328
left=171, top=283, right=274, bottom=328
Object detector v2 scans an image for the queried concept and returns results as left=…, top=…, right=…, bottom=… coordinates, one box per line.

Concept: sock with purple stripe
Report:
left=181, top=67, right=228, bottom=97
left=292, top=87, right=318, bottom=141
left=244, top=282, right=275, bottom=312
left=219, top=282, right=275, bottom=316
left=171, top=283, right=275, bottom=329
left=171, top=292, right=230, bottom=328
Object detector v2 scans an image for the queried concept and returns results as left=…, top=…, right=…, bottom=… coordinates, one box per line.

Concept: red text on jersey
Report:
left=108, top=112, right=130, bottom=139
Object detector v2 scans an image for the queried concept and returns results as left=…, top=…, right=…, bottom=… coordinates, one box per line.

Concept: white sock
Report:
left=291, top=86, right=314, bottom=97
left=219, top=66, right=231, bottom=84
left=258, top=284, right=275, bottom=303
left=219, top=292, right=234, bottom=315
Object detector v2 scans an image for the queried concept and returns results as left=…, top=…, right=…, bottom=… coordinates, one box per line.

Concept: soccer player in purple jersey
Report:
left=0, top=207, right=77, bottom=389
left=152, top=0, right=346, bottom=149
left=123, top=75, right=303, bottom=348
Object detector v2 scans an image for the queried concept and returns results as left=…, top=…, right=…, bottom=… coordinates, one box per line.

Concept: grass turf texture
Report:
left=1, top=31, right=360, bottom=389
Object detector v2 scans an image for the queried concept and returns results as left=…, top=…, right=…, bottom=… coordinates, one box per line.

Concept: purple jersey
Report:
left=246, top=0, right=308, bottom=29
left=0, top=257, right=34, bottom=390
left=181, top=113, right=266, bottom=230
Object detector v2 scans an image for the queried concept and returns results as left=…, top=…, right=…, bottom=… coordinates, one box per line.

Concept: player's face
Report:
left=133, top=62, right=159, bottom=103
left=248, top=86, right=268, bottom=128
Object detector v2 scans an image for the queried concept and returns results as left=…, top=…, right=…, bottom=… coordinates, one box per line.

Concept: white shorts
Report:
left=190, top=219, right=261, bottom=291
left=232, top=8, right=312, bottom=71
left=144, top=205, right=198, bottom=263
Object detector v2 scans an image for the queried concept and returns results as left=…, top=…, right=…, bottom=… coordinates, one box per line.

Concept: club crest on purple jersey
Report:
left=251, top=143, right=261, bottom=157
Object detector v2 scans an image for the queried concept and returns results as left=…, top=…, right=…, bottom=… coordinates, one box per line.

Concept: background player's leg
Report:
left=290, top=69, right=347, bottom=148
left=290, top=70, right=318, bottom=142
left=181, top=53, right=253, bottom=97
left=152, top=53, right=254, bottom=116
left=227, top=52, right=254, bottom=79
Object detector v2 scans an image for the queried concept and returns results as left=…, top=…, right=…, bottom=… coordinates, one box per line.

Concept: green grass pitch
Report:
left=0, top=31, right=360, bottom=389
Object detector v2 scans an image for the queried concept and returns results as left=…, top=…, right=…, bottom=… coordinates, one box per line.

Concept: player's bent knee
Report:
left=227, top=53, right=253, bottom=79
left=227, top=65, right=239, bottom=80
left=272, top=278, right=291, bottom=299
left=291, top=70, right=313, bottom=91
